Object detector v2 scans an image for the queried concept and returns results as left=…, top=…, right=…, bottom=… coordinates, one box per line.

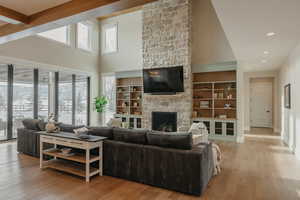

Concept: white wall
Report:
left=99, top=11, right=143, bottom=73
left=98, top=0, right=236, bottom=74
left=279, top=42, right=300, bottom=159
left=243, top=71, right=280, bottom=132
left=192, top=0, right=235, bottom=69
left=0, top=20, right=101, bottom=126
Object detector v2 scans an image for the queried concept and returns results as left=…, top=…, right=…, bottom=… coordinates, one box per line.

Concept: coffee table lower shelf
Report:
left=43, top=159, right=100, bottom=178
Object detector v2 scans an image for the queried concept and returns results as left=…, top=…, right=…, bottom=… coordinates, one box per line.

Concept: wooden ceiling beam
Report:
left=0, top=0, right=157, bottom=44
left=0, top=5, right=29, bottom=24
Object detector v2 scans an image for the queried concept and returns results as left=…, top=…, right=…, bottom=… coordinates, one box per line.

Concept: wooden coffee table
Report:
left=39, top=132, right=106, bottom=182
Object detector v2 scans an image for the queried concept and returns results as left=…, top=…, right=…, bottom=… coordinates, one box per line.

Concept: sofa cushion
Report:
left=88, top=127, right=113, bottom=139
left=37, top=120, right=47, bottom=131
left=147, top=131, right=193, bottom=150
left=22, top=119, right=40, bottom=131
left=113, top=128, right=148, bottom=145
left=59, top=123, right=85, bottom=133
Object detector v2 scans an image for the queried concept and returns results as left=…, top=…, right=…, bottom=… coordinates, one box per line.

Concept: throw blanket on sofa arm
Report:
left=212, top=143, right=222, bottom=176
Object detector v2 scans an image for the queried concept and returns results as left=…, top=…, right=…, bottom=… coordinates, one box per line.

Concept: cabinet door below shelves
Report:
left=129, top=118, right=135, bottom=128
left=215, top=122, right=223, bottom=135
left=226, top=122, right=235, bottom=136
left=136, top=118, right=142, bottom=128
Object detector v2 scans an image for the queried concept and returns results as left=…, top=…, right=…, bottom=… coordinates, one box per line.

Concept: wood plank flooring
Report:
left=1, top=135, right=300, bottom=200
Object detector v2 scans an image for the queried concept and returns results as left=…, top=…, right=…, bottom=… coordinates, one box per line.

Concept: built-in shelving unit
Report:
left=115, top=77, right=143, bottom=129
left=192, top=71, right=237, bottom=141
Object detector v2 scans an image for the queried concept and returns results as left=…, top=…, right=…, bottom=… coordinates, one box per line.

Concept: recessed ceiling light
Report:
left=264, top=51, right=269, bottom=55
left=262, top=60, right=267, bottom=63
left=266, top=32, right=276, bottom=37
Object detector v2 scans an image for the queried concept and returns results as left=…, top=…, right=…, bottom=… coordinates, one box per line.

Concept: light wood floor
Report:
left=1, top=136, right=300, bottom=200
left=246, top=127, right=280, bottom=136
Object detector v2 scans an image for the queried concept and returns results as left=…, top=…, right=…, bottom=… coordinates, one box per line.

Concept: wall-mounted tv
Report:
left=143, top=66, right=184, bottom=94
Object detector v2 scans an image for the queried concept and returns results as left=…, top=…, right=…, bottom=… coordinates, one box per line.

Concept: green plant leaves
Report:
left=94, top=96, right=108, bottom=113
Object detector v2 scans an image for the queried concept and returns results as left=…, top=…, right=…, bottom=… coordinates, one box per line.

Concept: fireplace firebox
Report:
left=152, top=112, right=177, bottom=132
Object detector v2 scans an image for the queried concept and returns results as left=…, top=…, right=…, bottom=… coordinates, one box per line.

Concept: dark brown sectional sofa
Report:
left=17, top=119, right=214, bottom=196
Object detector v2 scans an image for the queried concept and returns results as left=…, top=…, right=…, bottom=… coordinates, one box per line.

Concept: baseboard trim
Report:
left=244, top=126, right=250, bottom=131
left=274, top=128, right=281, bottom=134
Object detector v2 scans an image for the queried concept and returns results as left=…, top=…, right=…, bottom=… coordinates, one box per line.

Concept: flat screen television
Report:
left=143, top=66, right=184, bottom=94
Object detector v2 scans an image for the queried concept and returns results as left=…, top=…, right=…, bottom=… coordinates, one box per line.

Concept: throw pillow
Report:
left=147, top=131, right=193, bottom=150
left=113, top=127, right=148, bottom=145
left=88, top=127, right=113, bottom=139
left=22, top=119, right=40, bottom=130
left=107, top=118, right=122, bottom=128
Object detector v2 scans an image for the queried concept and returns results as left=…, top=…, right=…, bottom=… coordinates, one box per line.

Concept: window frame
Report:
left=76, top=21, right=93, bottom=52
left=37, top=25, right=71, bottom=46
left=101, top=23, right=118, bottom=54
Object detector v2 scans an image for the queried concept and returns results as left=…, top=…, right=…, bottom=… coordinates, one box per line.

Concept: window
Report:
left=38, top=70, right=50, bottom=121
left=102, top=23, right=118, bottom=54
left=13, top=67, right=34, bottom=138
left=58, top=73, right=73, bottom=124
left=75, top=75, right=88, bottom=125
left=77, top=22, right=92, bottom=51
left=102, top=74, right=116, bottom=124
left=0, top=65, right=8, bottom=141
left=38, top=26, right=70, bottom=44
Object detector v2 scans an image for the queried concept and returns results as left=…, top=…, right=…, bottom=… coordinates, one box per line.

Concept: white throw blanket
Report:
left=212, top=143, right=221, bottom=176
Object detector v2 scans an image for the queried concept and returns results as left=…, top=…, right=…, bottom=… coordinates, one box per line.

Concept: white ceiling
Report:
left=0, top=0, right=72, bottom=15
left=211, top=0, right=300, bottom=72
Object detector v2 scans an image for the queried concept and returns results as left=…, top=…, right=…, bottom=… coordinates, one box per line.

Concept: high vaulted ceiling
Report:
left=0, top=0, right=158, bottom=44
left=0, top=0, right=72, bottom=15
left=211, top=0, right=300, bottom=72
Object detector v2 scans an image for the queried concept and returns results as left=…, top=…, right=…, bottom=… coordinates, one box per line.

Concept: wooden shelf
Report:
left=43, top=159, right=99, bottom=178
left=214, top=108, right=236, bottom=110
left=116, top=77, right=143, bottom=125
left=43, top=149, right=99, bottom=164
left=193, top=88, right=212, bottom=91
left=193, top=71, right=237, bottom=120
left=214, top=98, right=236, bottom=100
left=194, top=98, right=213, bottom=100
left=194, top=108, right=213, bottom=110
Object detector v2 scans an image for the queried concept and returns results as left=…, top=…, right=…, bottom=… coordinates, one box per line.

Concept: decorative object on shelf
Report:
left=192, top=111, right=198, bottom=118
left=219, top=115, right=227, bottom=119
left=227, top=94, right=233, bottom=99
left=224, top=104, right=231, bottom=109
left=74, top=127, right=89, bottom=137
left=200, top=101, right=209, bottom=108
left=218, top=93, right=224, bottom=99
left=95, top=96, right=108, bottom=113
left=45, top=113, right=60, bottom=133
left=121, top=102, right=128, bottom=107
left=284, top=84, right=291, bottom=109
left=133, top=102, right=139, bottom=107
left=60, top=148, right=74, bottom=157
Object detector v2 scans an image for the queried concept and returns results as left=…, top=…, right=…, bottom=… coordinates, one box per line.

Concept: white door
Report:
left=250, top=81, right=273, bottom=128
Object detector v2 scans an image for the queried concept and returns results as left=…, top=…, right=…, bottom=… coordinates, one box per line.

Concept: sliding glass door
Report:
left=13, top=67, right=34, bottom=138
left=0, top=65, right=8, bottom=140
left=56, top=73, right=90, bottom=126
left=0, top=65, right=90, bottom=141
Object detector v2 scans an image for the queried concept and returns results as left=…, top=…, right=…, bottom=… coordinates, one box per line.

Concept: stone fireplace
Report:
left=152, top=112, right=177, bottom=132
left=142, top=0, right=192, bottom=131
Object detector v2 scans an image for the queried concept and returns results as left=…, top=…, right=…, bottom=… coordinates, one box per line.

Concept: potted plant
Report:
left=94, top=96, right=108, bottom=113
